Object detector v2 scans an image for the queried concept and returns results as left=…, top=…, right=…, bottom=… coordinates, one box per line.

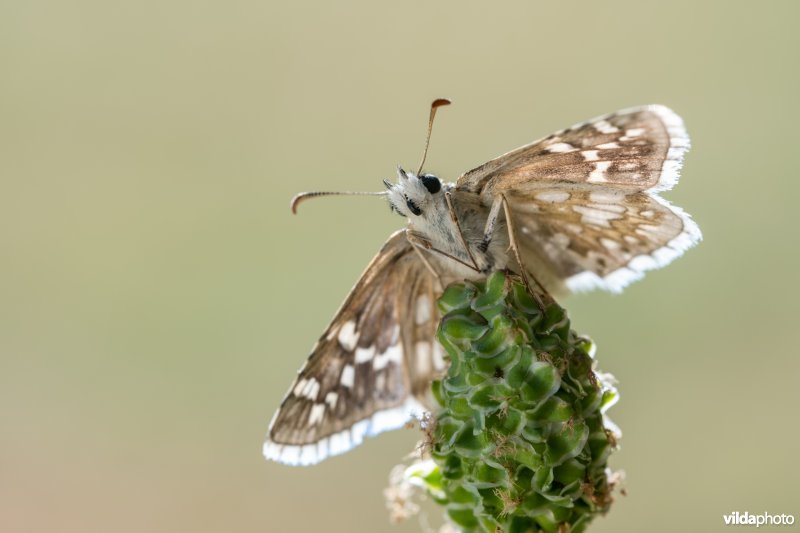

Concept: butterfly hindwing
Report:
left=263, top=230, right=444, bottom=465
left=504, top=187, right=701, bottom=293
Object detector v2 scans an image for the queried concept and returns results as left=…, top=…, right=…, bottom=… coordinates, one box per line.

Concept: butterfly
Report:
left=263, top=100, right=701, bottom=465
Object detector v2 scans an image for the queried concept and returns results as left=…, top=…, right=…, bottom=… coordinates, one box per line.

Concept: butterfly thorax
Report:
left=386, top=170, right=510, bottom=283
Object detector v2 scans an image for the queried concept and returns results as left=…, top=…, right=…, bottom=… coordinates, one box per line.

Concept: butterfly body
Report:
left=264, top=104, right=701, bottom=466
left=386, top=170, right=511, bottom=285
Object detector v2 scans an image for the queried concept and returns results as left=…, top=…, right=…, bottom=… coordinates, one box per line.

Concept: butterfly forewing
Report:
left=455, top=104, right=699, bottom=294
left=457, top=105, right=689, bottom=200
left=264, top=230, right=445, bottom=465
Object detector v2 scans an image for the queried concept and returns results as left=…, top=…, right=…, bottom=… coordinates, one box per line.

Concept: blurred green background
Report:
left=2, top=1, right=799, bottom=532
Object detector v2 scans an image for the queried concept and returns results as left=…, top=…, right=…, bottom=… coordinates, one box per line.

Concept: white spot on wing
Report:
left=374, top=344, right=403, bottom=370
left=415, top=341, right=431, bottom=375
left=546, top=142, right=575, bottom=153
left=593, top=119, right=619, bottom=134
left=337, top=321, right=358, bottom=351
left=588, top=161, right=612, bottom=183
left=596, top=142, right=620, bottom=149
left=354, top=346, right=374, bottom=364
left=600, top=238, right=621, bottom=251
left=535, top=191, right=571, bottom=203
left=340, top=364, right=355, bottom=388
left=573, top=205, right=623, bottom=227
left=308, top=404, right=325, bottom=426
left=325, top=391, right=338, bottom=409
left=293, top=378, right=307, bottom=397
left=301, top=378, right=320, bottom=400
left=590, top=202, right=626, bottom=213
left=621, top=127, right=645, bottom=140
left=415, top=295, right=431, bottom=325
left=582, top=150, right=599, bottom=161
left=589, top=190, right=620, bottom=203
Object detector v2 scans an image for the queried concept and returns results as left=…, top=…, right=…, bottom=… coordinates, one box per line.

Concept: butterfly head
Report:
left=385, top=166, right=444, bottom=218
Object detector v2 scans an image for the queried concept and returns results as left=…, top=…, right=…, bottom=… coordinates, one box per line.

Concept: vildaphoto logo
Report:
left=723, top=512, right=795, bottom=527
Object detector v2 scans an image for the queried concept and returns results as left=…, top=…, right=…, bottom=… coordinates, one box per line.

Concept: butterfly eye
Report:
left=420, top=174, right=441, bottom=194
left=405, top=197, right=422, bottom=216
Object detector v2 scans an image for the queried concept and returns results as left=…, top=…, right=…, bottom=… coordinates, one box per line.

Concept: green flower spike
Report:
left=417, top=271, right=620, bottom=533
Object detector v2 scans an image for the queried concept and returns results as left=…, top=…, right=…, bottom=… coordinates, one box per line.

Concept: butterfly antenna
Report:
left=290, top=190, right=387, bottom=214
left=416, top=98, right=451, bottom=175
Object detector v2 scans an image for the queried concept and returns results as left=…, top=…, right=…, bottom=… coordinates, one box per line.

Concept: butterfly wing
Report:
left=456, top=105, right=700, bottom=294
left=502, top=187, right=701, bottom=293
left=263, top=229, right=445, bottom=465
left=457, top=105, right=689, bottom=199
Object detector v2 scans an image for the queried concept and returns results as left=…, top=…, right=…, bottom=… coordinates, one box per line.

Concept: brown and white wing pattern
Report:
left=457, top=105, right=700, bottom=294
left=458, top=105, right=689, bottom=198
left=505, top=187, right=701, bottom=293
left=263, top=230, right=445, bottom=466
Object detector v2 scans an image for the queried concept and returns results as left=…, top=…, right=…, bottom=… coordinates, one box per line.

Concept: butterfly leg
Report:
left=479, top=195, right=505, bottom=253
left=405, top=232, right=444, bottom=290
left=499, top=194, right=550, bottom=312
left=444, top=191, right=481, bottom=272
left=406, top=231, right=482, bottom=274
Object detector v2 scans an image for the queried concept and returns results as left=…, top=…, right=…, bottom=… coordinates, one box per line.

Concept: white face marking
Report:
left=340, top=364, right=355, bottom=388
left=308, top=404, right=325, bottom=426
left=535, top=191, right=571, bottom=203
left=337, top=320, right=358, bottom=351
left=573, top=205, right=623, bottom=227
left=546, top=142, right=575, bottom=153
left=415, top=295, right=431, bottom=325
left=354, top=346, right=374, bottom=364
left=596, top=142, right=620, bottom=150
left=593, top=119, right=619, bottom=134
left=588, top=161, right=611, bottom=183
left=325, top=391, right=338, bottom=409
left=582, top=150, right=599, bottom=161
left=374, top=344, right=403, bottom=370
